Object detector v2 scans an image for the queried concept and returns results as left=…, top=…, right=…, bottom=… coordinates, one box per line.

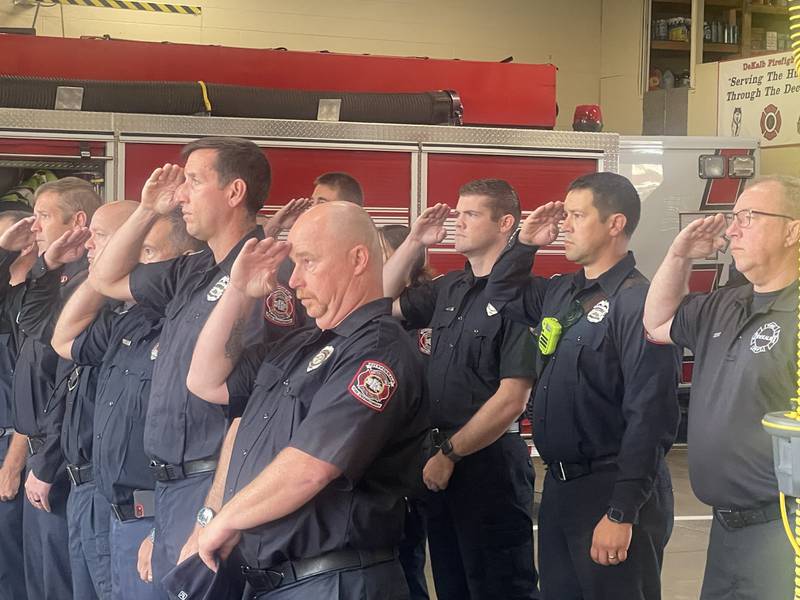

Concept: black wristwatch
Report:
left=440, top=438, right=463, bottom=464
left=606, top=507, right=626, bottom=524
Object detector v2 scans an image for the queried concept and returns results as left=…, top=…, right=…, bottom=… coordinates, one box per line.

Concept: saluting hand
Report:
left=669, top=213, right=728, bottom=260
left=409, top=203, right=451, bottom=247
left=0, top=216, right=35, bottom=252
left=423, top=451, right=455, bottom=492
left=230, top=238, right=292, bottom=299
left=264, top=198, right=314, bottom=238
left=590, top=515, right=632, bottom=567
left=198, top=515, right=241, bottom=573
left=519, top=201, right=564, bottom=246
left=141, top=164, right=185, bottom=215
left=43, top=226, right=91, bottom=270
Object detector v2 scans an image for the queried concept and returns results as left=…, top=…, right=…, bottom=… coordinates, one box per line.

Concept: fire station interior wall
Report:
left=0, top=0, right=607, bottom=132
left=688, top=61, right=799, bottom=177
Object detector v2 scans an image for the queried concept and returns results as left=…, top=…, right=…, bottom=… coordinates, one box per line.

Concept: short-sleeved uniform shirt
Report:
left=130, top=229, right=266, bottom=466
left=223, top=298, right=428, bottom=569
left=671, top=281, right=798, bottom=509
left=485, top=240, right=681, bottom=521
left=399, top=263, right=536, bottom=430
left=71, top=303, right=162, bottom=506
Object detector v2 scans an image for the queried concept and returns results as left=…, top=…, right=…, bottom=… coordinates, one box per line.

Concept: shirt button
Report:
left=449, top=343, right=454, bottom=349
left=242, top=450, right=248, bottom=456
left=263, top=413, right=269, bottom=420
left=576, top=336, right=582, bottom=342
left=283, top=380, right=289, bottom=386
left=124, top=369, right=129, bottom=375
left=543, top=385, right=548, bottom=391
left=109, top=402, right=114, bottom=406
left=228, top=488, right=234, bottom=494
left=473, top=329, right=479, bottom=334
left=96, top=434, right=101, bottom=440
left=457, top=316, right=463, bottom=321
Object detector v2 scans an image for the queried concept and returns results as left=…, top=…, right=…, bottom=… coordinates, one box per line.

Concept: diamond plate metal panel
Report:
left=0, top=108, right=618, bottom=172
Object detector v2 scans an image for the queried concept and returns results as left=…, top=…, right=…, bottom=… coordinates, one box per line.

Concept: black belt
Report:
left=148, top=458, right=217, bottom=482
left=0, top=426, right=13, bottom=439
left=242, top=548, right=397, bottom=594
left=66, top=463, right=94, bottom=486
left=714, top=502, right=782, bottom=529
left=547, top=456, right=618, bottom=482
left=111, top=503, right=138, bottom=522
left=27, top=436, right=45, bottom=456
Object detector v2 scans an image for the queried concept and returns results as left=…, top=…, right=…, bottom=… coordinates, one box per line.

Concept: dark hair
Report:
left=313, top=172, right=364, bottom=206
left=181, top=137, right=271, bottom=216
left=458, top=179, right=521, bottom=230
left=34, top=177, right=102, bottom=222
left=567, top=172, right=641, bottom=237
left=0, top=209, right=33, bottom=225
left=378, top=224, right=432, bottom=286
left=165, top=209, right=204, bottom=254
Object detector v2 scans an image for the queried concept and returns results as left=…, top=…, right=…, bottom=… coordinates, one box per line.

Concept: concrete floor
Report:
left=424, top=447, right=711, bottom=599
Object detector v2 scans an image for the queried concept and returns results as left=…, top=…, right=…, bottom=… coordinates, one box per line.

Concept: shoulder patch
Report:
left=418, top=328, right=432, bottom=356
left=264, top=285, right=296, bottom=327
left=348, top=360, right=397, bottom=412
left=307, top=345, right=334, bottom=372
left=206, top=275, right=230, bottom=302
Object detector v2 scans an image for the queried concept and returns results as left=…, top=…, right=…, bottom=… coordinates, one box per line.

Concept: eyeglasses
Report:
left=725, top=208, right=796, bottom=229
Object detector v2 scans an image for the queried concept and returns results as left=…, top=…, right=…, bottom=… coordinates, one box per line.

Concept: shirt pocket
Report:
left=429, top=308, right=459, bottom=356
left=467, top=315, right=502, bottom=376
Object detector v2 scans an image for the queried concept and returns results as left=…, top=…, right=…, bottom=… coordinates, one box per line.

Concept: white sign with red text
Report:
left=718, top=52, right=800, bottom=147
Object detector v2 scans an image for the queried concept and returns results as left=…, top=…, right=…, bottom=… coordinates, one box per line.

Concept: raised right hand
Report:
left=264, top=198, right=314, bottom=238
left=43, top=227, right=91, bottom=270
left=409, top=203, right=451, bottom=247
left=670, top=214, right=728, bottom=259
left=230, top=238, right=292, bottom=299
left=519, top=201, right=565, bottom=246
left=0, top=216, right=35, bottom=252
left=141, top=164, right=185, bottom=215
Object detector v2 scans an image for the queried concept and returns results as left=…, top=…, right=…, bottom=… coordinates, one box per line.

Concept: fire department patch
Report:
left=418, top=328, right=432, bottom=356
left=264, top=285, right=295, bottom=327
left=150, top=342, right=159, bottom=361
left=750, top=322, right=780, bottom=354
left=587, top=300, right=610, bottom=324
left=307, top=345, right=334, bottom=372
left=349, top=360, right=397, bottom=412
left=206, top=275, right=229, bottom=302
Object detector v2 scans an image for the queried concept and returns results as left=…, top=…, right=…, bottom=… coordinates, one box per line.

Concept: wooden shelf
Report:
left=749, top=4, right=789, bottom=15
left=651, top=40, right=741, bottom=53
left=653, top=0, right=742, bottom=7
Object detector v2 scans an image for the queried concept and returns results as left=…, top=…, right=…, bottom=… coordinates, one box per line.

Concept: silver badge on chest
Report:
left=586, top=300, right=610, bottom=324
left=307, top=346, right=335, bottom=372
left=206, top=275, right=230, bottom=302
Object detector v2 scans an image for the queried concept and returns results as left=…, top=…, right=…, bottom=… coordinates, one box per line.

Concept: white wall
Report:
left=1, top=0, right=604, bottom=131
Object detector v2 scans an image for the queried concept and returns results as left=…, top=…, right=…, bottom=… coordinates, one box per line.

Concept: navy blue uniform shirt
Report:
left=671, top=281, right=798, bottom=509
left=71, top=303, right=163, bottom=506
left=129, top=229, right=266, bottom=466
left=399, top=263, right=536, bottom=430
left=10, top=255, right=87, bottom=483
left=224, top=298, right=428, bottom=569
left=486, top=238, right=680, bottom=523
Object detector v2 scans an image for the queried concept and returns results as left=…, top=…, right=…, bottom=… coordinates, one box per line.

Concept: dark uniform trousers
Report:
left=106, top=497, right=163, bottom=600
left=67, top=480, right=112, bottom=600
left=22, top=468, right=72, bottom=600
left=426, top=433, right=537, bottom=600
left=538, top=463, right=674, bottom=600
left=152, top=472, right=214, bottom=587
left=399, top=497, right=429, bottom=600
left=252, top=559, right=410, bottom=600
left=700, top=510, right=793, bottom=600
left=0, top=442, right=26, bottom=600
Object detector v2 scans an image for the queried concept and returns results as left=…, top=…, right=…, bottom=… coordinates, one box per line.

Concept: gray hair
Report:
left=746, top=174, right=800, bottom=218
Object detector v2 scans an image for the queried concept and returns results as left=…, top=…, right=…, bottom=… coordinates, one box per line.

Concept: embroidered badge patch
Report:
left=206, top=275, right=229, bottom=302
left=418, top=328, right=432, bottom=356
left=486, top=303, right=498, bottom=316
left=349, top=360, right=397, bottom=412
left=586, top=300, right=610, bottom=324
left=307, top=346, right=334, bottom=372
left=750, top=322, right=781, bottom=354
left=150, top=342, right=159, bottom=361
left=264, top=285, right=296, bottom=327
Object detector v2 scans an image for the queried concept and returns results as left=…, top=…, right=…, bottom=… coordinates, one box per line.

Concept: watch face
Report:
left=197, top=507, right=214, bottom=527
